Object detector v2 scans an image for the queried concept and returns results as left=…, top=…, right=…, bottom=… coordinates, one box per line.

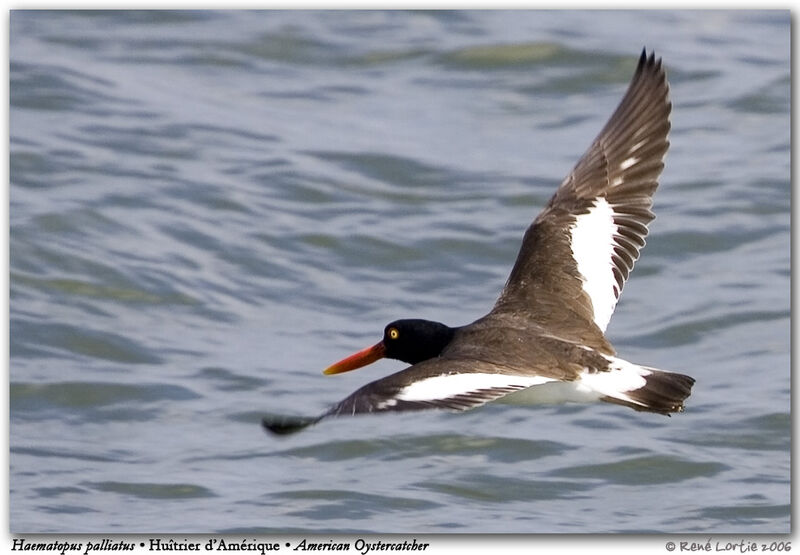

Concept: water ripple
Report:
left=415, top=474, right=594, bottom=503
left=12, top=381, right=200, bottom=422
left=86, top=481, right=216, bottom=500
left=273, top=434, right=570, bottom=463
left=550, top=455, right=729, bottom=485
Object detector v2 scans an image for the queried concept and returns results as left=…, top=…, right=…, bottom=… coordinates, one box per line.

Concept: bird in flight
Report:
left=263, top=50, right=695, bottom=436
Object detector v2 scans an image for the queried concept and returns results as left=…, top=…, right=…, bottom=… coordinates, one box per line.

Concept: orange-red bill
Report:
left=323, top=341, right=386, bottom=375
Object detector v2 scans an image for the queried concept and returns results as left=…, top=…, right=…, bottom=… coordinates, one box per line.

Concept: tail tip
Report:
left=633, top=371, right=695, bottom=415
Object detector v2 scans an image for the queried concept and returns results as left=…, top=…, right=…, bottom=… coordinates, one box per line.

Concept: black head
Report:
left=323, top=319, right=456, bottom=375
left=381, top=319, right=456, bottom=364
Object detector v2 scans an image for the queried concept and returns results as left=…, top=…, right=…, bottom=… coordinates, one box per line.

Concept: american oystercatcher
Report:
left=263, top=50, right=694, bottom=435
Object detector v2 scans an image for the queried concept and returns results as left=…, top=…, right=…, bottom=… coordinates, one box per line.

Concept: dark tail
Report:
left=602, top=369, right=695, bottom=416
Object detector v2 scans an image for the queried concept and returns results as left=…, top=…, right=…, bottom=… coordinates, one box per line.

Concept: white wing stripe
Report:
left=569, top=197, right=619, bottom=331
left=395, top=373, right=555, bottom=403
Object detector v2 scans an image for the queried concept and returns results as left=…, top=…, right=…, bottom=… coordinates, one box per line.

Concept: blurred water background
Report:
left=9, top=10, right=790, bottom=533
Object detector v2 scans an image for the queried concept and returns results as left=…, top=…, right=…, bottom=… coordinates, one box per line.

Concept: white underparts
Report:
left=569, top=197, right=619, bottom=331
left=501, top=357, right=655, bottom=408
left=499, top=381, right=602, bottom=405
left=388, top=357, right=656, bottom=409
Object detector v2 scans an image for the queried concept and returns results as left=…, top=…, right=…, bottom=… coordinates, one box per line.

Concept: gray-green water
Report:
left=10, top=10, right=790, bottom=533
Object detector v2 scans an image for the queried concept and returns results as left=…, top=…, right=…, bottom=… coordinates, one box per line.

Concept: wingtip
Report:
left=637, top=48, right=663, bottom=74
left=261, top=414, right=322, bottom=436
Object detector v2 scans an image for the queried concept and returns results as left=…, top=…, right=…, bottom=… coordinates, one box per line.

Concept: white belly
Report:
left=497, top=381, right=603, bottom=406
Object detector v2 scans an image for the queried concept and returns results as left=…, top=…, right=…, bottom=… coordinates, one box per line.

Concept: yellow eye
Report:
left=388, top=328, right=399, bottom=340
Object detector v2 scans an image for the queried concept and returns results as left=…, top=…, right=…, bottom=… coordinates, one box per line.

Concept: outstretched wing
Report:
left=262, top=358, right=554, bottom=436
left=325, top=358, right=555, bottom=416
left=493, top=50, right=671, bottom=341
